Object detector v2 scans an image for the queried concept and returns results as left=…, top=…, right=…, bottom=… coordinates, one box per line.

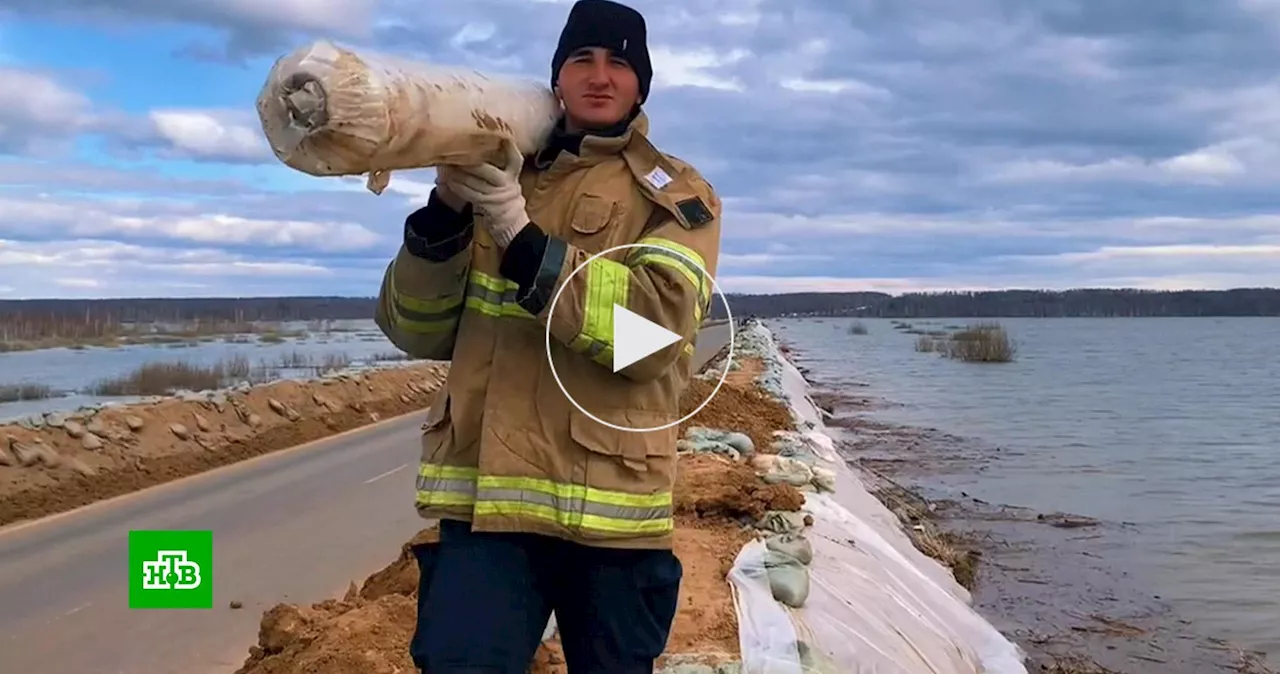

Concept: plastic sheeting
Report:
left=726, top=319, right=1027, bottom=674
left=256, top=40, right=561, bottom=194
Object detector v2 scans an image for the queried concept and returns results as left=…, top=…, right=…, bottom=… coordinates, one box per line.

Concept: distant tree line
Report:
left=706, top=288, right=1280, bottom=318
left=0, top=297, right=378, bottom=324
left=1, top=288, right=1278, bottom=327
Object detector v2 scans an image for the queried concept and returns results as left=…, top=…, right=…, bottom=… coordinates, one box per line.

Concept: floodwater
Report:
left=0, top=319, right=400, bottom=422
left=772, top=316, right=1280, bottom=659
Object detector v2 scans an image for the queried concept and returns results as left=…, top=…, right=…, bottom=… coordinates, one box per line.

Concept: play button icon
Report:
left=612, top=304, right=682, bottom=372
left=545, top=242, right=734, bottom=433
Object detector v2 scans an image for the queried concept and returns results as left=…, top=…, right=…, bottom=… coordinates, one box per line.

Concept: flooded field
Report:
left=0, top=319, right=406, bottom=422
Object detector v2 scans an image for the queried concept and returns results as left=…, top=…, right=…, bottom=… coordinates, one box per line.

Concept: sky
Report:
left=1, top=0, right=1279, bottom=299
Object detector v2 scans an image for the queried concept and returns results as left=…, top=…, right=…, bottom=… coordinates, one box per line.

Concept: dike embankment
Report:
left=0, top=362, right=448, bottom=527
left=231, top=319, right=1028, bottom=674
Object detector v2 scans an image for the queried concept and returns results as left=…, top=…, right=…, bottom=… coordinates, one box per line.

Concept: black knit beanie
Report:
left=550, top=0, right=653, bottom=103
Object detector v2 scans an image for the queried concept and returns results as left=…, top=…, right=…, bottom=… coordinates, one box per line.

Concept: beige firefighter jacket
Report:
left=374, top=112, right=722, bottom=550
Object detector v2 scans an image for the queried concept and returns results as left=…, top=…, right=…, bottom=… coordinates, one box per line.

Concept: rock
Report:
left=81, top=433, right=104, bottom=451
left=125, top=415, right=145, bottom=432
left=229, top=600, right=243, bottom=609
left=0, top=440, right=13, bottom=467
left=170, top=423, right=191, bottom=440
left=193, top=413, right=211, bottom=433
left=210, top=393, right=227, bottom=412
left=268, top=399, right=287, bottom=416
left=1039, top=512, right=1099, bottom=529
left=400, top=394, right=412, bottom=404
left=63, top=420, right=86, bottom=439
left=11, top=441, right=39, bottom=467
left=44, top=412, right=67, bottom=428
left=247, top=414, right=263, bottom=428
left=86, top=419, right=106, bottom=436
left=12, top=440, right=58, bottom=468
left=65, top=456, right=96, bottom=476
left=370, top=412, right=381, bottom=422
left=313, top=394, right=341, bottom=413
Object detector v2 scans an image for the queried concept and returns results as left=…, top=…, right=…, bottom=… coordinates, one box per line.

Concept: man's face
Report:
left=556, top=46, right=640, bottom=130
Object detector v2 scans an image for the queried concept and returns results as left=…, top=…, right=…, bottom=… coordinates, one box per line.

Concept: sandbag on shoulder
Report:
left=256, top=40, right=561, bottom=194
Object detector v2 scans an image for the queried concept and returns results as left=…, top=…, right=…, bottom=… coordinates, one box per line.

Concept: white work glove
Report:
left=444, top=140, right=530, bottom=248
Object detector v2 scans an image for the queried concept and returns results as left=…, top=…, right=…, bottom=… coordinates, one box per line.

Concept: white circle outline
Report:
left=544, top=242, right=734, bottom=433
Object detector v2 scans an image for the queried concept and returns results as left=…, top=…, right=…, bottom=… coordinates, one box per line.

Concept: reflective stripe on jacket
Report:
left=374, top=112, right=722, bottom=549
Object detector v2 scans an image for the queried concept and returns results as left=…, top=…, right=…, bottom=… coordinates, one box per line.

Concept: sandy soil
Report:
left=681, top=360, right=792, bottom=455
left=0, top=363, right=448, bottom=526
left=232, top=349, right=806, bottom=674
left=806, top=352, right=1277, bottom=674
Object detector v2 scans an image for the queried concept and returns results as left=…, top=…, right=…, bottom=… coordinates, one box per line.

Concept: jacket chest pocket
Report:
left=568, top=193, right=626, bottom=243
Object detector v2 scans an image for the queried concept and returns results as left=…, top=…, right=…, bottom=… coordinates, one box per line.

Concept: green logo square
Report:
left=128, top=530, right=213, bottom=609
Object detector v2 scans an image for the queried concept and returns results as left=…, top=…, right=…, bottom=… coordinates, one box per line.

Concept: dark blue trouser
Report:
left=409, top=518, right=683, bottom=674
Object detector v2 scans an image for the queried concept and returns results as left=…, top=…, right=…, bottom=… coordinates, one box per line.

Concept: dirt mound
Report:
left=679, top=359, right=792, bottom=454
left=358, top=528, right=439, bottom=601
left=238, top=592, right=419, bottom=674
left=0, top=363, right=447, bottom=526
left=664, top=516, right=754, bottom=655
left=676, top=453, right=805, bottom=520
left=237, top=530, right=439, bottom=674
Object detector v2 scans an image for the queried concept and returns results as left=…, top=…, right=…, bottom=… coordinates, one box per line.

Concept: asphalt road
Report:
left=0, top=323, right=732, bottom=674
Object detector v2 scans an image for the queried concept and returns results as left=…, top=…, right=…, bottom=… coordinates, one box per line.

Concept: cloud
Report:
left=0, top=194, right=383, bottom=252
left=0, top=66, right=95, bottom=155
left=143, top=109, right=271, bottom=163
left=650, top=46, right=750, bottom=91
left=0, top=0, right=380, bottom=60
left=0, top=65, right=273, bottom=165
left=0, top=237, right=368, bottom=299
left=0, top=0, right=1279, bottom=297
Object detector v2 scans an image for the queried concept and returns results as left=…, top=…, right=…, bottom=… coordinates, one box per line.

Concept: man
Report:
left=373, top=0, right=723, bottom=672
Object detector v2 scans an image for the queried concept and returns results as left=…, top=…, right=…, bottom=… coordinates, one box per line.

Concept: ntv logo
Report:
left=141, top=550, right=202, bottom=590
left=128, top=530, right=213, bottom=608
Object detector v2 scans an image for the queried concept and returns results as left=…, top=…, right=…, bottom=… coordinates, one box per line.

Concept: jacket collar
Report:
left=533, top=109, right=649, bottom=170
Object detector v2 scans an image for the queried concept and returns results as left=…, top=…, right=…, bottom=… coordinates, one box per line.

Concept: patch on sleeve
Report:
left=644, top=166, right=673, bottom=190
left=676, top=197, right=715, bottom=227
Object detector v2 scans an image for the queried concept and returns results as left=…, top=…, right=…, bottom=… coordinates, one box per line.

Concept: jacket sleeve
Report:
left=497, top=162, right=721, bottom=383
left=374, top=189, right=475, bottom=361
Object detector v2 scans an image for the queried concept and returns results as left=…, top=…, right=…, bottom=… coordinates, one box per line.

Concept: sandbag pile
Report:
left=676, top=424, right=820, bottom=614
left=255, top=40, right=561, bottom=194
left=715, top=319, right=1029, bottom=674
left=678, top=426, right=755, bottom=459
